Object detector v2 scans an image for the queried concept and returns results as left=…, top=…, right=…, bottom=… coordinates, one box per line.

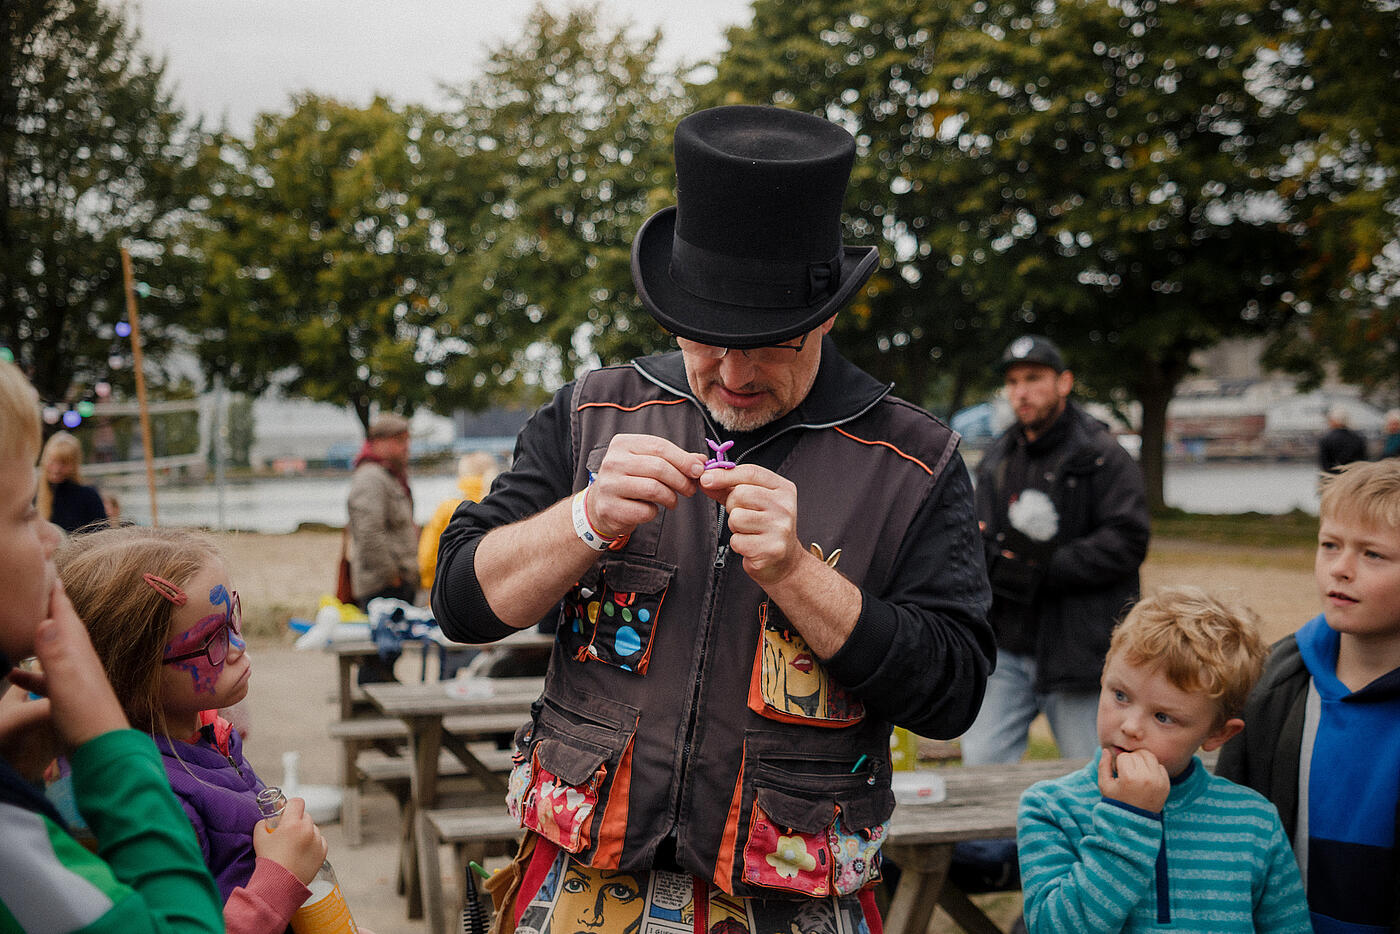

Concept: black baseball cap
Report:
left=999, top=335, right=1065, bottom=374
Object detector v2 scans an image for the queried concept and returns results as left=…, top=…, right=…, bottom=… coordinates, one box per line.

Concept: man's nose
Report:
left=717, top=351, right=757, bottom=384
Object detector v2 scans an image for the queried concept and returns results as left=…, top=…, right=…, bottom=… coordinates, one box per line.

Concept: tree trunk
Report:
left=1135, top=351, right=1191, bottom=513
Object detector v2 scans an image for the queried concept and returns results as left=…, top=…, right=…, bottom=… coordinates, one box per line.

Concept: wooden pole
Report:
left=120, top=246, right=159, bottom=527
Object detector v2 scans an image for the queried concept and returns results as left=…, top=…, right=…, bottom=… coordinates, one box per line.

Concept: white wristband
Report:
left=571, top=488, right=616, bottom=551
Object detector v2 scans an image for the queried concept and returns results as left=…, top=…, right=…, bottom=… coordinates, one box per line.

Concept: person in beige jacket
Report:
left=347, top=413, right=418, bottom=682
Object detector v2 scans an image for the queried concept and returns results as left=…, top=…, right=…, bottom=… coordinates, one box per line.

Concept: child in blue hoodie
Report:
left=1218, top=458, right=1400, bottom=933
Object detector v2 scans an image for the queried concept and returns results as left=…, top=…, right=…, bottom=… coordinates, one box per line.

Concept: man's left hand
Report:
left=699, top=465, right=804, bottom=587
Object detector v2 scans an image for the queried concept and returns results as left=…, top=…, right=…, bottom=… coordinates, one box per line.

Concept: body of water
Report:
left=108, top=461, right=1324, bottom=534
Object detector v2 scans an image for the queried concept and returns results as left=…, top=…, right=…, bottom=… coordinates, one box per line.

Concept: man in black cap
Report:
left=948, top=335, right=1148, bottom=895
left=963, top=336, right=1150, bottom=764
left=431, top=105, right=993, bottom=930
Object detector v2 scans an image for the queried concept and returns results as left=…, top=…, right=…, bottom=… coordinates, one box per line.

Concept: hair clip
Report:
left=142, top=573, right=188, bottom=606
left=704, top=438, right=736, bottom=470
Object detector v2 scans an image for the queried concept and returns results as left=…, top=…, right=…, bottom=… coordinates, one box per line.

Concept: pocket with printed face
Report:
left=748, top=600, right=865, bottom=726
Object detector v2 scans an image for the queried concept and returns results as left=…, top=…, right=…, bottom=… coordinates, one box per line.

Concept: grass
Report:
left=1150, top=508, right=1318, bottom=548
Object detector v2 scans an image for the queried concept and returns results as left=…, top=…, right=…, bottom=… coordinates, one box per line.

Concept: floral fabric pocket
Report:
left=520, top=738, right=609, bottom=853
left=828, top=812, right=887, bottom=896
left=741, top=787, right=835, bottom=897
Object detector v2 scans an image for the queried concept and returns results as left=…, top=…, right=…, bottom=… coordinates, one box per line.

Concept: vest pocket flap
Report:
left=754, top=785, right=836, bottom=834
left=535, top=736, right=610, bottom=786
left=601, top=557, right=674, bottom=594
left=838, top=787, right=895, bottom=830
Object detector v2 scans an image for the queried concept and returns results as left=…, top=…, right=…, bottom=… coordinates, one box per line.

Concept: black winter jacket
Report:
left=974, top=400, right=1149, bottom=694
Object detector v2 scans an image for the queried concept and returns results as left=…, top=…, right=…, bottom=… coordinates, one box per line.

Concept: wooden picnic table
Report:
left=361, top=676, right=545, bottom=919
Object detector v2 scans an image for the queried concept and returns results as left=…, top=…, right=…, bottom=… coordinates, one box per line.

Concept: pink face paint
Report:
left=162, top=586, right=243, bottom=695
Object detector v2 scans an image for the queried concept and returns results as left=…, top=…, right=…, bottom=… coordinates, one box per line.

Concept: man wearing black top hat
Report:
left=431, top=105, right=993, bottom=930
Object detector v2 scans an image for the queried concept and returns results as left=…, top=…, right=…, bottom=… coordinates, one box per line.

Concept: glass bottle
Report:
left=256, top=786, right=359, bottom=934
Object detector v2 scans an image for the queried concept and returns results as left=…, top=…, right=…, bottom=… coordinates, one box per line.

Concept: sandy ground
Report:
left=220, top=529, right=1319, bottom=934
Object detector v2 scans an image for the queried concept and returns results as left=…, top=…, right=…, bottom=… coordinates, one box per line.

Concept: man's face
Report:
left=681, top=318, right=834, bottom=432
left=1315, top=512, right=1400, bottom=643
left=1004, top=363, right=1073, bottom=439
left=374, top=432, right=410, bottom=471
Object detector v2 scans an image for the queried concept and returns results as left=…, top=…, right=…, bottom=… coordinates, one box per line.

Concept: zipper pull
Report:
left=714, top=544, right=729, bottom=569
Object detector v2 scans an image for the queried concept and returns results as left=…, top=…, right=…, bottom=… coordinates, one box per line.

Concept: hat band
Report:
left=669, top=234, right=842, bottom=309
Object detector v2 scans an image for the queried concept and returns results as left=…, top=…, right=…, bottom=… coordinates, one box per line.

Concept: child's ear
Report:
left=1201, top=717, right=1245, bottom=752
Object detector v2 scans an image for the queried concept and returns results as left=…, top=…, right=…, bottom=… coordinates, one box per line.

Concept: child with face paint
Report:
left=0, top=360, right=224, bottom=933
left=56, top=525, right=355, bottom=934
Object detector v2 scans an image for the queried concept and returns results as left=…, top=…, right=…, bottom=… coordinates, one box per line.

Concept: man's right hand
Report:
left=583, top=434, right=706, bottom=540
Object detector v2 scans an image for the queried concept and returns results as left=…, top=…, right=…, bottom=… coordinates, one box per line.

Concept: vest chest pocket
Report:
left=748, top=600, right=865, bottom=726
left=560, top=557, right=673, bottom=675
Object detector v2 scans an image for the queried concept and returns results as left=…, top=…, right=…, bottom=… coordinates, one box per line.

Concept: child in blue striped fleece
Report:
left=1017, top=587, right=1311, bottom=933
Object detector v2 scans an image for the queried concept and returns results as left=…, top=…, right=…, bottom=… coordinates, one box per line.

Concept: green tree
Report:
left=433, top=4, right=687, bottom=408
left=1262, top=0, right=1400, bottom=406
left=707, top=0, right=1310, bottom=507
left=0, top=0, right=203, bottom=406
left=187, top=96, right=458, bottom=428
left=703, top=0, right=1025, bottom=416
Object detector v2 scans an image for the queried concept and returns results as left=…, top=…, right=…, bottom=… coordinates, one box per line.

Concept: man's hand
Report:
left=585, top=434, right=706, bottom=540
left=1098, top=747, right=1169, bottom=813
left=699, top=465, right=804, bottom=587
left=5, top=581, right=130, bottom=751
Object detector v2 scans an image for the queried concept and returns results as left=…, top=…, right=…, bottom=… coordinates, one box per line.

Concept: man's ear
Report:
left=1201, top=717, right=1245, bottom=752
left=820, top=314, right=838, bottom=335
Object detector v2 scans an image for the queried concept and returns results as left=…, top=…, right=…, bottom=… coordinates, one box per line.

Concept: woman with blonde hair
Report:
left=39, top=430, right=107, bottom=532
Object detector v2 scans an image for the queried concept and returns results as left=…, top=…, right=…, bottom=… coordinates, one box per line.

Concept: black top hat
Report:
left=999, top=335, right=1066, bottom=373
left=631, top=105, right=879, bottom=348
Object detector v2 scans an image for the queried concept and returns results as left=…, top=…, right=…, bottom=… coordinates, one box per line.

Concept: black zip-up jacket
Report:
left=432, top=342, right=993, bottom=896
left=975, top=400, right=1149, bottom=694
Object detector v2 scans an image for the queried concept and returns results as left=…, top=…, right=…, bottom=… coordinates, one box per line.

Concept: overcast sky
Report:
left=126, top=0, right=756, bottom=132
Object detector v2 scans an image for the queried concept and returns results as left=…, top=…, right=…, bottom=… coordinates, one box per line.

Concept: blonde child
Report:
left=57, top=525, right=338, bottom=934
left=0, top=359, right=223, bottom=932
left=1218, top=459, right=1400, bottom=933
left=1017, top=587, right=1311, bottom=932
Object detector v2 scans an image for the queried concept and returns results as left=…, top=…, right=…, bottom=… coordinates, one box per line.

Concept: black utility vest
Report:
left=506, top=363, right=959, bottom=898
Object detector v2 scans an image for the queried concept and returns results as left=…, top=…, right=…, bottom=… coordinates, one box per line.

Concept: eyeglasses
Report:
left=675, top=332, right=810, bottom=366
left=162, top=592, right=243, bottom=668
